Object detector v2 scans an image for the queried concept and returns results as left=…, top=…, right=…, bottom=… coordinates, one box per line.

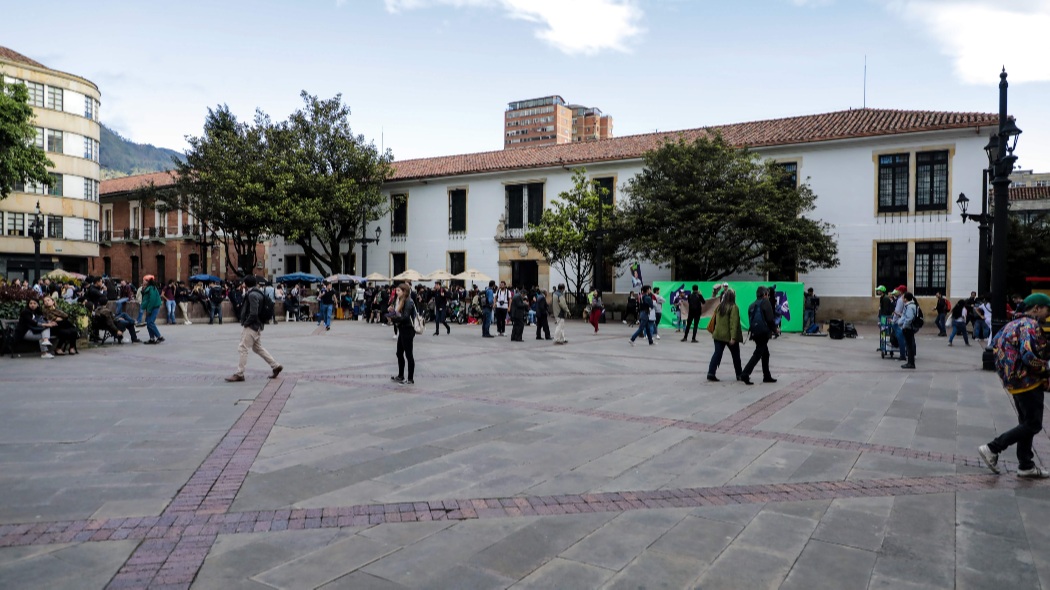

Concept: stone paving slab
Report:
left=1, top=319, right=1049, bottom=588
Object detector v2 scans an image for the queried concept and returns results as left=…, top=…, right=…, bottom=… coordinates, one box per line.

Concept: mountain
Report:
left=100, top=124, right=184, bottom=179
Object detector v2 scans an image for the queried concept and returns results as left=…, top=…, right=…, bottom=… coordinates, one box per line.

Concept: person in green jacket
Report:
left=140, top=275, right=165, bottom=344
left=707, top=288, right=743, bottom=382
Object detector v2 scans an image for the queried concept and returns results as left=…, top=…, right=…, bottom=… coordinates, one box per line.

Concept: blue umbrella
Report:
left=276, top=272, right=324, bottom=283
left=189, top=274, right=221, bottom=283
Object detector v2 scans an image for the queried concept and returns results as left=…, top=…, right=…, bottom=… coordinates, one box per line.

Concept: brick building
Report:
left=96, top=172, right=268, bottom=283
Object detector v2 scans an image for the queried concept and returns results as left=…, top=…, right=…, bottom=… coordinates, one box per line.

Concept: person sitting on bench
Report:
left=16, top=298, right=55, bottom=359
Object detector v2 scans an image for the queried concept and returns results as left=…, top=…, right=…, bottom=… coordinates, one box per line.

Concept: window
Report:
left=448, top=251, right=466, bottom=276
left=878, top=154, right=909, bottom=213
left=915, top=150, right=949, bottom=211
left=47, top=173, right=63, bottom=196
left=914, top=241, right=948, bottom=296
left=83, top=219, right=98, bottom=242
left=84, top=178, right=99, bottom=202
left=391, top=252, right=406, bottom=278
left=84, top=137, right=99, bottom=161
left=6, top=212, right=25, bottom=236
left=33, top=127, right=44, bottom=149
left=343, top=252, right=356, bottom=275
left=875, top=242, right=908, bottom=293
left=391, top=194, right=408, bottom=236
left=46, top=129, right=63, bottom=153
left=15, top=178, right=46, bottom=194
left=84, top=96, right=98, bottom=120
left=47, top=86, right=63, bottom=110
left=188, top=253, right=200, bottom=273
left=47, top=215, right=63, bottom=239
left=448, top=188, right=467, bottom=233
left=156, top=255, right=166, bottom=285
left=594, top=177, right=615, bottom=206
left=103, top=256, right=112, bottom=277
left=103, top=209, right=112, bottom=231
left=777, top=162, right=799, bottom=189
left=24, top=81, right=44, bottom=107
left=505, top=182, right=544, bottom=236
left=131, top=256, right=140, bottom=286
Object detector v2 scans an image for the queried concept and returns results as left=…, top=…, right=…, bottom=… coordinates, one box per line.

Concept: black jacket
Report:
left=241, top=288, right=265, bottom=331
left=688, top=291, right=706, bottom=312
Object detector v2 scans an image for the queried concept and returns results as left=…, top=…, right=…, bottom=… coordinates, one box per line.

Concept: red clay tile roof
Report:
left=1010, top=185, right=1050, bottom=201
left=0, top=46, right=46, bottom=69
left=391, top=108, right=999, bottom=182
left=100, top=171, right=178, bottom=196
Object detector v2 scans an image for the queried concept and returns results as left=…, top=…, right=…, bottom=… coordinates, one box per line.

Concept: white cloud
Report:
left=383, top=0, right=644, bottom=55
left=790, top=0, right=835, bottom=7
left=887, top=0, right=1050, bottom=84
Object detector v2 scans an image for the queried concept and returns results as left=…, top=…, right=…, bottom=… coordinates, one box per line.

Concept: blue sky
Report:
left=5, top=0, right=1049, bottom=171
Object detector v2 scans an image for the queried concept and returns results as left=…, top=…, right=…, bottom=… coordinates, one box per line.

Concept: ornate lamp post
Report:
left=353, top=220, right=382, bottom=276
left=988, top=69, right=1022, bottom=339
left=29, top=200, right=44, bottom=284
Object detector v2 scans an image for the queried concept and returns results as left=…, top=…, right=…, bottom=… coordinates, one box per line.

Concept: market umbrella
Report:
left=364, top=272, right=390, bottom=282
left=276, top=272, right=324, bottom=283
left=391, top=269, right=425, bottom=282
left=45, top=269, right=86, bottom=281
left=189, top=273, right=222, bottom=283
left=425, top=269, right=455, bottom=281
left=326, top=274, right=364, bottom=284
left=452, top=268, right=492, bottom=282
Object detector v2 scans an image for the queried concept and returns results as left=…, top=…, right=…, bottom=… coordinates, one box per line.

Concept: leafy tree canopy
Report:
left=1006, top=213, right=1050, bottom=296
left=0, top=75, right=53, bottom=200
left=618, top=134, right=839, bottom=280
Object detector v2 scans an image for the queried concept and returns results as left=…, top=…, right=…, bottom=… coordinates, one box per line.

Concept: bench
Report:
left=1, top=318, right=49, bottom=358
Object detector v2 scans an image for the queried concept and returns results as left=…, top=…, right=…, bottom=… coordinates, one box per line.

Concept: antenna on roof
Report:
left=863, top=55, right=867, bottom=109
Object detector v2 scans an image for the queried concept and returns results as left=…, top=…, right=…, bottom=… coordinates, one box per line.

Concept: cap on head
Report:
left=896, top=285, right=908, bottom=293
left=1023, top=293, right=1050, bottom=309
left=876, top=285, right=886, bottom=293
left=143, top=275, right=155, bottom=282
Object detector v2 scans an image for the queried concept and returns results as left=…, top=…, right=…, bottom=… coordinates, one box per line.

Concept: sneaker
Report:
left=270, top=365, right=283, bottom=379
left=391, top=376, right=405, bottom=384
left=763, top=377, right=778, bottom=383
left=656, top=334, right=661, bottom=340
left=977, top=444, right=1001, bottom=474
left=1016, top=467, right=1049, bottom=479
left=405, top=380, right=414, bottom=385
left=156, top=337, right=165, bottom=344
left=225, top=374, right=245, bottom=382
left=184, top=320, right=192, bottom=325
left=629, top=340, right=636, bottom=347
left=326, top=326, right=330, bottom=331
left=900, top=363, right=915, bottom=369
left=144, top=339, right=157, bottom=345
left=41, top=352, right=54, bottom=359
left=707, top=375, right=719, bottom=382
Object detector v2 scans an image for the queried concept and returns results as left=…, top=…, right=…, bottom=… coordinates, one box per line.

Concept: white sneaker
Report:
left=41, top=353, right=54, bottom=359
left=978, top=444, right=1001, bottom=474
left=629, top=340, right=635, bottom=347
left=1016, top=467, right=1050, bottom=478
left=656, top=334, right=661, bottom=340
left=184, top=320, right=192, bottom=325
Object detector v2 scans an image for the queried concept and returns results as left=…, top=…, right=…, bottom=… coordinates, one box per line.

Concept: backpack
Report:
left=749, top=301, right=770, bottom=336
left=412, top=307, right=425, bottom=334
left=911, top=304, right=924, bottom=330
left=255, top=289, right=275, bottom=323
left=209, top=287, right=224, bottom=304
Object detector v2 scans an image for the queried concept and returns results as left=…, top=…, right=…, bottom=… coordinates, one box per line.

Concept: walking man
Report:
left=494, top=281, right=510, bottom=336
left=533, top=288, right=552, bottom=340
left=226, top=275, right=282, bottom=382
left=630, top=285, right=655, bottom=346
left=978, top=293, right=1050, bottom=478
left=934, top=292, right=949, bottom=337
left=481, top=280, right=495, bottom=338
left=897, top=292, right=919, bottom=369
left=681, top=285, right=706, bottom=342
left=552, top=284, right=569, bottom=344
left=510, top=286, right=528, bottom=341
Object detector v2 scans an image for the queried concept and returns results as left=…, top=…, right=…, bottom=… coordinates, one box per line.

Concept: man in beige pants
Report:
left=226, top=275, right=282, bottom=382
left=552, top=284, right=570, bottom=344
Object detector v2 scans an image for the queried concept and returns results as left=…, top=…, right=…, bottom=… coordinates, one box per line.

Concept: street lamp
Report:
left=29, top=200, right=44, bottom=284
left=988, top=68, right=1021, bottom=342
left=353, top=219, right=382, bottom=276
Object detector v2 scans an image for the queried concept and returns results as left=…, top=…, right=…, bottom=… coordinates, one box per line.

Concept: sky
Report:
left=4, top=0, right=1050, bottom=171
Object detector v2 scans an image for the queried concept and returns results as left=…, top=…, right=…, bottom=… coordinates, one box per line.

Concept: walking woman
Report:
left=390, top=282, right=417, bottom=385
left=588, top=290, right=604, bottom=334
left=163, top=280, right=177, bottom=324
left=948, top=298, right=970, bottom=347
left=141, top=275, right=164, bottom=344
left=707, top=288, right=743, bottom=381
left=740, top=286, right=777, bottom=385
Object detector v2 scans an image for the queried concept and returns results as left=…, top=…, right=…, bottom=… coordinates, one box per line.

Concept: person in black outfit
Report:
left=533, top=289, right=551, bottom=340
left=681, top=284, right=706, bottom=342
left=432, top=283, right=451, bottom=335
left=510, top=287, right=528, bottom=341
left=740, top=286, right=777, bottom=385
left=391, top=283, right=416, bottom=384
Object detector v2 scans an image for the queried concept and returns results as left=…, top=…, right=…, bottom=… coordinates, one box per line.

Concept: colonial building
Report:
left=283, top=107, right=996, bottom=320
left=97, top=172, right=268, bottom=283
left=0, top=46, right=101, bottom=281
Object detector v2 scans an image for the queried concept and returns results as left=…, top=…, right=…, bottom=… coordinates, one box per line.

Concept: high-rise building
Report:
left=503, top=95, right=615, bottom=149
left=0, top=46, right=101, bottom=280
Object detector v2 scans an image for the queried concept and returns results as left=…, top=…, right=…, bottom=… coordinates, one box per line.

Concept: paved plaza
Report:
left=1, top=316, right=1048, bottom=589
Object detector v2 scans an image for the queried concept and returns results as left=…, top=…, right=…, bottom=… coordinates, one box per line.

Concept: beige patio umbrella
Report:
left=391, top=269, right=425, bottom=282
left=364, top=272, right=390, bottom=282
left=452, top=268, right=492, bottom=282
left=425, top=269, right=455, bottom=281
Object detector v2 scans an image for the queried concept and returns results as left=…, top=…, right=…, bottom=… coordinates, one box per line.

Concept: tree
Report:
left=0, top=75, right=53, bottom=200
left=167, top=106, right=283, bottom=276
left=1006, top=213, right=1050, bottom=295
left=272, top=92, right=394, bottom=276
left=525, top=168, right=621, bottom=303
left=618, top=134, right=839, bottom=280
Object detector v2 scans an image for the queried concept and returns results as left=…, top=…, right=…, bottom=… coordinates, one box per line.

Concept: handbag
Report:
left=706, top=306, right=718, bottom=334
left=411, top=309, right=425, bottom=334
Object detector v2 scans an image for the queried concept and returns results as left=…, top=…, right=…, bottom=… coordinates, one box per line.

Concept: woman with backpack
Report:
left=389, top=282, right=417, bottom=385
left=740, top=286, right=777, bottom=385
left=897, top=292, right=919, bottom=369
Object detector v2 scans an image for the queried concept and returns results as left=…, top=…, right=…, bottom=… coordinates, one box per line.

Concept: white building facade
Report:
left=275, top=108, right=999, bottom=320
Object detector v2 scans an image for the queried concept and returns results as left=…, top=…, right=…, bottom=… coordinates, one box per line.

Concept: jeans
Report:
left=949, top=320, right=969, bottom=345
left=803, top=309, right=815, bottom=330
left=708, top=340, right=743, bottom=378
left=630, top=317, right=653, bottom=344
left=209, top=302, right=223, bottom=324
left=901, top=327, right=916, bottom=365
left=935, top=312, right=947, bottom=335
left=435, top=308, right=449, bottom=334
left=974, top=320, right=989, bottom=340
left=136, top=304, right=144, bottom=324
left=742, top=334, right=772, bottom=379
left=115, top=297, right=128, bottom=315
left=894, top=324, right=909, bottom=360
left=481, top=307, right=492, bottom=336
left=320, top=304, right=333, bottom=328
left=166, top=300, right=176, bottom=324
left=145, top=307, right=161, bottom=340
left=988, top=388, right=1044, bottom=470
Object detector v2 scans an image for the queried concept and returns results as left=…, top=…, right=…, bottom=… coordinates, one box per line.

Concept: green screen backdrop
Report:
left=651, top=281, right=804, bottom=333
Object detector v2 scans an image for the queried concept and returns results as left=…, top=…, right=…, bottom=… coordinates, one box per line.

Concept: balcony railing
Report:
left=100, top=230, right=112, bottom=242
left=122, top=228, right=141, bottom=240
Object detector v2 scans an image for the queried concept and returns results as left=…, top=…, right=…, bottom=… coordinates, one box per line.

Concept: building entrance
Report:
left=511, top=260, right=538, bottom=290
